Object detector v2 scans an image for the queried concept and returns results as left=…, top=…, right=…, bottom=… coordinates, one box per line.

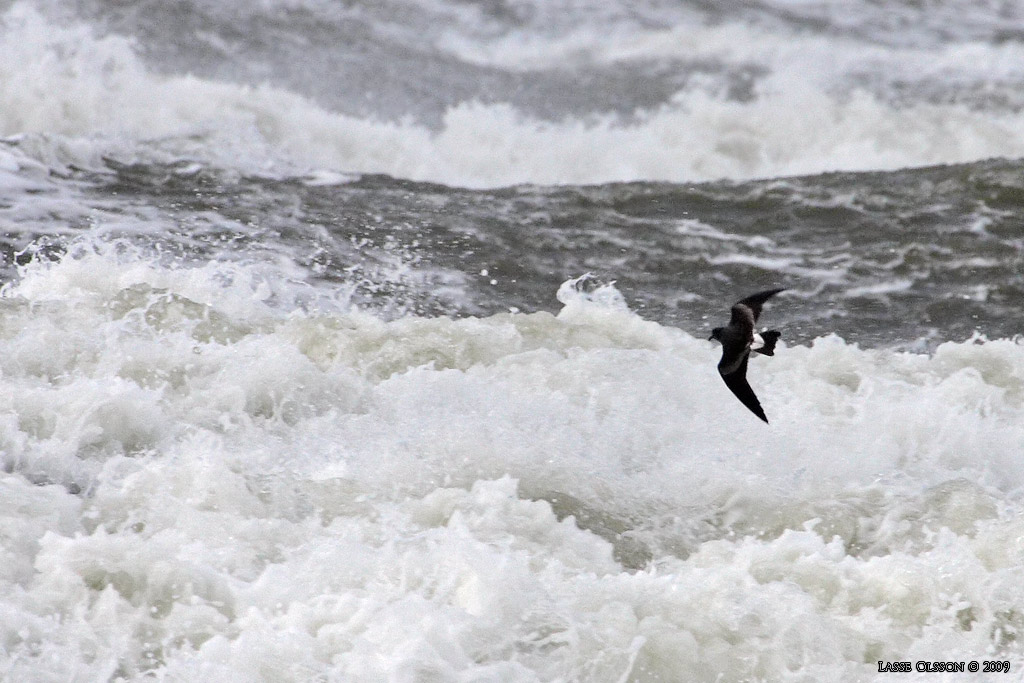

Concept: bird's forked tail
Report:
left=754, top=330, right=781, bottom=356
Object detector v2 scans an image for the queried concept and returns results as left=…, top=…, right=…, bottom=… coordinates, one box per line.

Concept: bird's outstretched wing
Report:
left=719, top=353, right=768, bottom=423
left=729, top=288, right=786, bottom=328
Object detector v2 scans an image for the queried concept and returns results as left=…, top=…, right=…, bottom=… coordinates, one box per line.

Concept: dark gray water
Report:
left=6, top=156, right=1022, bottom=349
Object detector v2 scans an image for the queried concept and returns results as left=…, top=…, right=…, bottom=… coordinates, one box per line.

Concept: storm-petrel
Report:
left=708, top=288, right=785, bottom=423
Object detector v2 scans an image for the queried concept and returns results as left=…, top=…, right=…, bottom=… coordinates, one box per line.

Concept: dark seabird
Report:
left=708, top=288, right=785, bottom=423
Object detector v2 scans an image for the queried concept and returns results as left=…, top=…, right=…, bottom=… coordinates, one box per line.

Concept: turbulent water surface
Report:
left=1, top=1, right=1024, bottom=681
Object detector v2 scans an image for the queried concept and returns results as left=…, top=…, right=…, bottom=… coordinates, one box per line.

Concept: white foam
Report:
left=4, top=4, right=1024, bottom=188
left=2, top=252, right=1024, bottom=678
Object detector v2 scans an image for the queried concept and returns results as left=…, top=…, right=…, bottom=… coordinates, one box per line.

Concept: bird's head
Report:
left=708, top=327, right=723, bottom=342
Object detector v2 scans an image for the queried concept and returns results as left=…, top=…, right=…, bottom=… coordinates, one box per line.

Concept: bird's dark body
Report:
left=708, top=288, right=785, bottom=423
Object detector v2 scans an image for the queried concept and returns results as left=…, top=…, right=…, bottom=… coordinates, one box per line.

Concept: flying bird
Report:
left=708, top=288, right=785, bottom=423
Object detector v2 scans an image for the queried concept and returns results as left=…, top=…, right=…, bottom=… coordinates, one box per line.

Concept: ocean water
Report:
left=1, top=1, right=1024, bottom=681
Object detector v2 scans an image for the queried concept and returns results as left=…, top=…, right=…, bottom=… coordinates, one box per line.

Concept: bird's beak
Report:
left=707, top=333, right=715, bottom=341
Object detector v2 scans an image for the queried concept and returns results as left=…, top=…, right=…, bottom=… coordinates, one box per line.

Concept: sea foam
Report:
left=4, top=3, right=1024, bottom=187
left=1, top=249, right=1023, bottom=680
